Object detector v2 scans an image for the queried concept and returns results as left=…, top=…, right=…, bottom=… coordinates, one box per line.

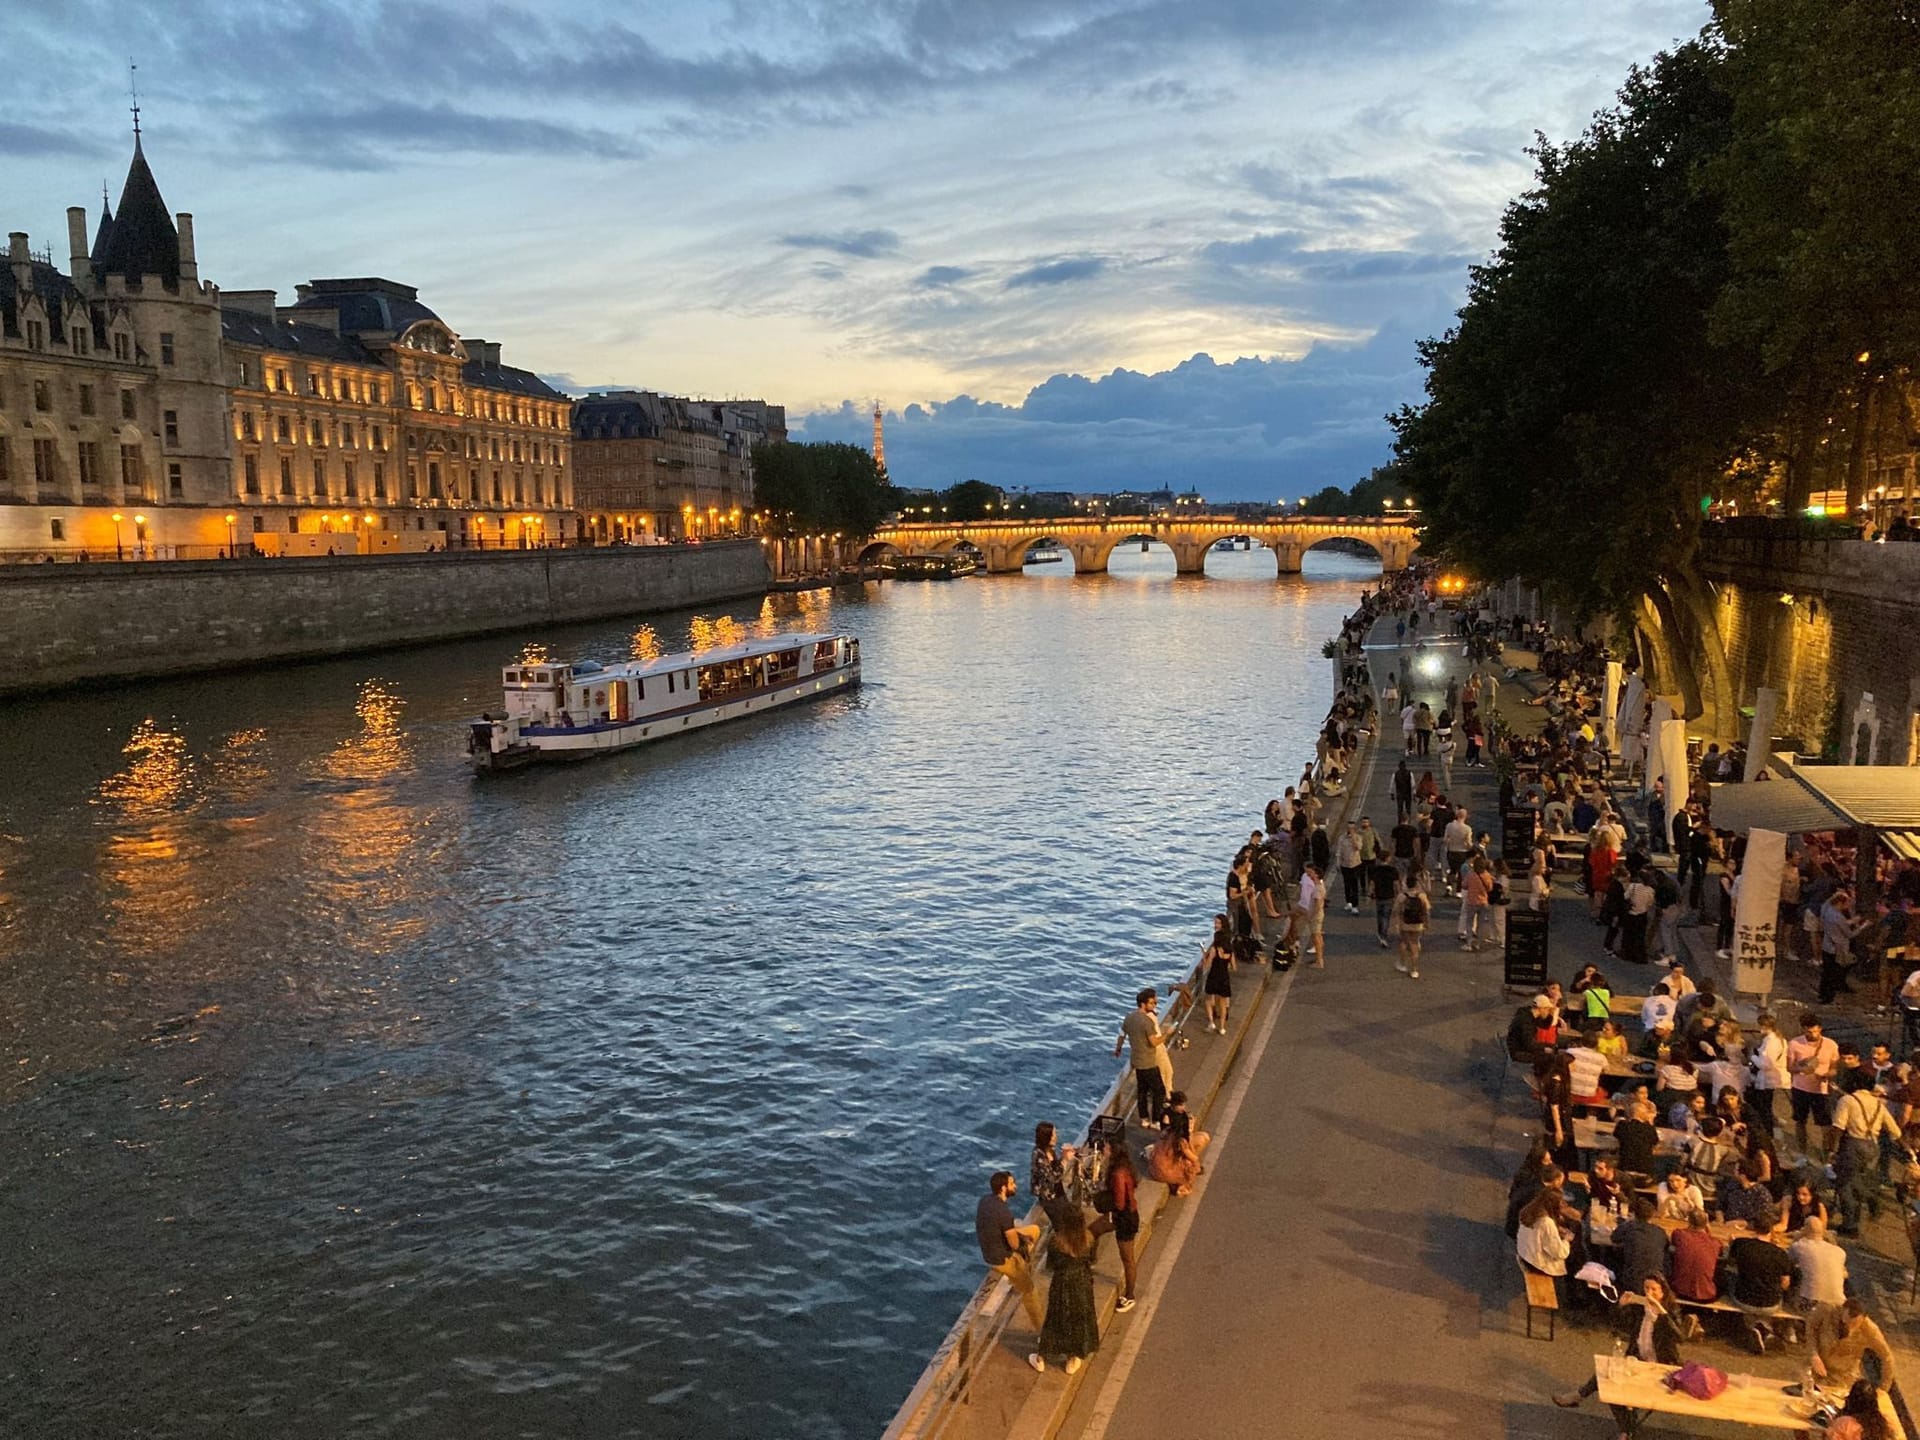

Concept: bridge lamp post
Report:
left=112, top=511, right=124, bottom=560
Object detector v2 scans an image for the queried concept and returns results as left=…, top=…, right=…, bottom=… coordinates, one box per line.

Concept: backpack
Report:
left=1402, top=894, right=1428, bottom=926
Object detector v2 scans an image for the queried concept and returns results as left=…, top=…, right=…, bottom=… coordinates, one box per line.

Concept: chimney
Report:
left=176, top=213, right=197, bottom=282
left=220, top=289, right=278, bottom=319
left=66, top=207, right=90, bottom=285
left=8, top=232, right=29, bottom=293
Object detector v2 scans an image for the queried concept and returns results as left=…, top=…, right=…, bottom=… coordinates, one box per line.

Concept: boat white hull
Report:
left=474, top=662, right=860, bottom=771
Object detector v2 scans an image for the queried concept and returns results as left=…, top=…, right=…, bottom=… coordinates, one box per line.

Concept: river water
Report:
left=0, top=546, right=1377, bottom=1439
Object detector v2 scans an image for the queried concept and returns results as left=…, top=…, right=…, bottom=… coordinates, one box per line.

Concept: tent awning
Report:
left=1711, top=762, right=1920, bottom=840
left=1707, top=775, right=1850, bottom=835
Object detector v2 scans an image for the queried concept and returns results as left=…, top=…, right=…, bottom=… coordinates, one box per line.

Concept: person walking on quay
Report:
left=1397, top=879, right=1431, bottom=979
left=1458, top=855, right=1493, bottom=952
left=1401, top=700, right=1419, bottom=754
left=1089, top=1138, right=1140, bottom=1313
left=1115, top=989, right=1171, bottom=1128
left=1336, top=822, right=1364, bottom=914
left=1819, top=888, right=1871, bottom=1004
left=977, top=1171, right=1045, bottom=1332
left=1297, top=862, right=1328, bottom=969
left=1027, top=1205, right=1099, bottom=1375
left=1443, top=807, right=1472, bottom=897
left=1202, top=914, right=1235, bottom=1034
left=1415, top=701, right=1435, bottom=756
left=1393, top=759, right=1415, bottom=823
left=1369, top=852, right=1400, bottom=950
left=1462, top=711, right=1485, bottom=767
left=1788, top=1011, right=1842, bottom=1160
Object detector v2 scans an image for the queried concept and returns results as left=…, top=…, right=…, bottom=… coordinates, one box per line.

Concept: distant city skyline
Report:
left=7, top=0, right=1707, bottom=496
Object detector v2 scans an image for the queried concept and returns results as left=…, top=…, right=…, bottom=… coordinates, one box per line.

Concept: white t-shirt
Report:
left=1750, top=1030, right=1790, bottom=1090
left=1642, top=993, right=1677, bottom=1030
left=1401, top=704, right=1418, bottom=732
left=1444, top=819, right=1472, bottom=852
left=1297, top=872, right=1325, bottom=915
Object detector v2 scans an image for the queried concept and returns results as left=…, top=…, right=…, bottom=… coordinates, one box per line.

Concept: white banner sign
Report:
left=1602, top=660, right=1623, bottom=750
left=1658, top=718, right=1690, bottom=816
left=1744, top=687, right=1780, bottom=783
left=1732, top=828, right=1786, bottom=995
left=1644, top=698, right=1674, bottom=796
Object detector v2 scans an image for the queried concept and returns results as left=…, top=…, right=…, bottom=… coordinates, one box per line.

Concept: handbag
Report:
left=1663, top=1362, right=1728, bottom=1401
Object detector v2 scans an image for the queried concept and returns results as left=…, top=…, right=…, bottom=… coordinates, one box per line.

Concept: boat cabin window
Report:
left=697, top=658, right=758, bottom=701
left=504, top=670, right=519, bottom=683
left=812, top=640, right=839, bottom=671
left=768, top=649, right=801, bottom=684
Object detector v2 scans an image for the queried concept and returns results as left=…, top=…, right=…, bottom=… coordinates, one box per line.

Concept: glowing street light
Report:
left=225, top=511, right=237, bottom=557
left=112, top=510, right=125, bottom=560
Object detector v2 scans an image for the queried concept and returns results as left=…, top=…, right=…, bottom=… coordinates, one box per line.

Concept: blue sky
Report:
left=5, top=0, right=1707, bottom=498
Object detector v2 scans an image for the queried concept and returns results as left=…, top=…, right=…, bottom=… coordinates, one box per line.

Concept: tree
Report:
left=1705, top=0, right=1920, bottom=513
left=1390, top=39, right=1773, bottom=619
left=1299, top=485, right=1351, bottom=516
left=938, top=479, right=1003, bottom=520
left=751, top=442, right=893, bottom=537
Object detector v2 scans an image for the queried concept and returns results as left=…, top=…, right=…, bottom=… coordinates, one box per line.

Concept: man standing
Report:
left=1114, top=989, right=1171, bottom=1129
left=1393, top=759, right=1415, bottom=823
left=1369, top=853, right=1399, bottom=950
left=1443, top=807, right=1472, bottom=897
left=1788, top=1011, right=1842, bottom=1159
left=976, top=1171, right=1044, bottom=1331
left=1336, top=822, right=1364, bottom=914
left=1827, top=1086, right=1900, bottom=1235
left=1818, top=888, right=1869, bottom=1004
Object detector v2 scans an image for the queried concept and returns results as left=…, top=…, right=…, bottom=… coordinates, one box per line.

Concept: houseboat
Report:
left=469, top=631, right=862, bottom=772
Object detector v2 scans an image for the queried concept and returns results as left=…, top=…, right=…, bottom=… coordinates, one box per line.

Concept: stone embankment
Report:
left=0, top=540, right=769, bottom=695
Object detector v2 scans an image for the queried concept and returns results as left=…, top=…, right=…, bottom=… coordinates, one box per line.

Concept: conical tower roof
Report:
left=90, top=191, right=115, bottom=265
left=95, top=138, right=179, bottom=286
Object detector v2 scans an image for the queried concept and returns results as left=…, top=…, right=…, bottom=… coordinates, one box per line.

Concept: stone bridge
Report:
left=862, top=515, right=1419, bottom=575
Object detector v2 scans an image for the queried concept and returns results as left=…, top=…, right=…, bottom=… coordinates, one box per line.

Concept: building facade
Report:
left=0, top=133, right=573, bottom=559
left=572, top=391, right=784, bottom=541
left=222, top=279, right=573, bottom=553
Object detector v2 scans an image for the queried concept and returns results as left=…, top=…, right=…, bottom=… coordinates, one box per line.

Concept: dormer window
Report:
left=26, top=321, right=44, bottom=352
left=113, top=332, right=131, bottom=362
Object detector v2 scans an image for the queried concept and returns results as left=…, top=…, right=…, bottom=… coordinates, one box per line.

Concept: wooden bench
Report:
left=1670, top=1295, right=1802, bottom=1347
left=1521, top=1266, right=1559, bottom=1340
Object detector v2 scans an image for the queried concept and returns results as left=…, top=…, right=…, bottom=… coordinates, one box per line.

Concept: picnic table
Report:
left=1591, top=1355, right=1891, bottom=1435
left=1588, top=1207, right=1784, bottom=1249
left=1572, top=1115, right=1688, bottom=1168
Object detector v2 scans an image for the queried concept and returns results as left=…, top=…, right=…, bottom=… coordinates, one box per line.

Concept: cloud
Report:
left=1006, top=256, right=1107, bottom=289
left=916, top=265, right=973, bottom=288
left=792, top=319, right=1440, bottom=498
left=0, top=122, right=107, bottom=159
left=778, top=228, right=901, bottom=259
left=258, top=101, right=640, bottom=170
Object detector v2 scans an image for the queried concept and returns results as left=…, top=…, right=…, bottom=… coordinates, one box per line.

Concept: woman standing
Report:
left=1202, top=914, right=1235, bottom=1035
left=1747, top=1010, right=1789, bottom=1137
left=1089, top=1140, right=1140, bottom=1312
left=1538, top=1051, right=1579, bottom=1173
left=1030, top=1123, right=1075, bottom=1222
left=1028, top=1206, right=1100, bottom=1375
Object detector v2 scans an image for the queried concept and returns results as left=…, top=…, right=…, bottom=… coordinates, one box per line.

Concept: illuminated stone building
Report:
left=0, top=129, right=573, bottom=558
left=222, top=279, right=573, bottom=552
left=572, top=391, right=784, bottom=541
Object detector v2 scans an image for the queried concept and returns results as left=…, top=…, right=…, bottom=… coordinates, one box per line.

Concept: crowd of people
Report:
left=1485, top=613, right=1915, bottom=1438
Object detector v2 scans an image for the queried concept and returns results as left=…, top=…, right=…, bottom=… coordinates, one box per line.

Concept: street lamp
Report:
left=225, top=512, right=237, bottom=557
left=112, top=510, right=124, bottom=561
left=133, top=513, right=147, bottom=559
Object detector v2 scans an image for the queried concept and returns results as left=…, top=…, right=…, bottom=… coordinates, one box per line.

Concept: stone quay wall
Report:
left=1694, top=532, right=1920, bottom=762
left=0, top=540, right=769, bottom=695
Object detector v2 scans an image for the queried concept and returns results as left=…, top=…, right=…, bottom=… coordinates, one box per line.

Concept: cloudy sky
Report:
left=7, top=0, right=1705, bottom=498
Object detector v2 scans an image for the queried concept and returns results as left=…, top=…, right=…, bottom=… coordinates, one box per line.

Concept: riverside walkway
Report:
left=1046, top=631, right=1920, bottom=1440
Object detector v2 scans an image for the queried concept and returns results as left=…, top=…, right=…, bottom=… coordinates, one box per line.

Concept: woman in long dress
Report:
left=1029, top=1206, right=1100, bottom=1374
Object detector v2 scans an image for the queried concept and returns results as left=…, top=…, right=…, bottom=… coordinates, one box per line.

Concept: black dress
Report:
left=1204, top=944, right=1233, bottom=998
left=1038, top=1242, right=1100, bottom=1359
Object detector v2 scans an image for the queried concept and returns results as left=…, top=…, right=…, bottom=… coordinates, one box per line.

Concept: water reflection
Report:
left=96, top=717, right=197, bottom=818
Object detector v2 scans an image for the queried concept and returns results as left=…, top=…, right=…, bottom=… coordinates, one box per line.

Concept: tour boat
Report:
left=468, top=631, right=862, bottom=771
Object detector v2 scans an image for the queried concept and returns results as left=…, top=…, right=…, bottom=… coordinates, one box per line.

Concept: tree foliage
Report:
left=752, top=442, right=894, bottom=537
left=1390, top=8, right=1920, bottom=619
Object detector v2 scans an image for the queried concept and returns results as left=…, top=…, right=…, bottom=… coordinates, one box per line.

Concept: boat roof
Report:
left=514, top=631, right=847, bottom=680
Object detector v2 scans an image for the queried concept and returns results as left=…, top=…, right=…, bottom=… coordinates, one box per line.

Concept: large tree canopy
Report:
left=1391, top=5, right=1919, bottom=621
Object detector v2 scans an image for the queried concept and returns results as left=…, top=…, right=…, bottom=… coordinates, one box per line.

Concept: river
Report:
left=0, top=546, right=1378, bottom=1439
